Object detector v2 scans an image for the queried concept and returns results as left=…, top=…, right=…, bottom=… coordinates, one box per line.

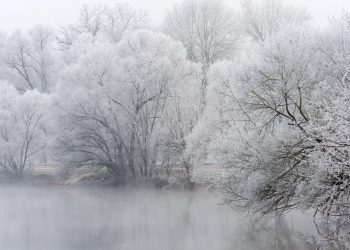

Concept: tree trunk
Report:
left=128, top=130, right=136, bottom=177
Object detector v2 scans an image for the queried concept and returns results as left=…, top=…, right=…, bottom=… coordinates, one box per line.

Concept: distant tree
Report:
left=0, top=26, right=58, bottom=93
left=0, top=82, right=49, bottom=179
left=163, top=0, right=241, bottom=108
left=241, top=0, right=310, bottom=42
left=56, top=3, right=150, bottom=50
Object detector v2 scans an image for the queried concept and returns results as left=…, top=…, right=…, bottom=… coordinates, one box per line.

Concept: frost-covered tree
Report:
left=163, top=0, right=241, bottom=108
left=0, top=82, right=49, bottom=179
left=55, top=30, right=199, bottom=182
left=241, top=0, right=310, bottom=42
left=164, top=0, right=240, bottom=66
left=0, top=26, right=59, bottom=92
left=56, top=3, right=149, bottom=50
left=55, top=40, right=135, bottom=183
left=218, top=24, right=323, bottom=208
left=158, top=66, right=201, bottom=177
left=107, top=30, right=199, bottom=177
left=192, top=25, right=310, bottom=207
left=298, top=14, right=350, bottom=245
left=194, top=11, right=350, bottom=246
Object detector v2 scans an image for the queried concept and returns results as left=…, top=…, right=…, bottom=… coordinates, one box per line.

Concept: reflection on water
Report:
left=0, top=186, right=317, bottom=250
left=236, top=216, right=318, bottom=250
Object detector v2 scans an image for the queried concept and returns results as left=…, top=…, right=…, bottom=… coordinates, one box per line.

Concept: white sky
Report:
left=0, top=0, right=349, bottom=31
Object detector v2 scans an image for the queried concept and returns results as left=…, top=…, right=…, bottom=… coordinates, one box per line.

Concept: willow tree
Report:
left=55, top=30, right=199, bottom=182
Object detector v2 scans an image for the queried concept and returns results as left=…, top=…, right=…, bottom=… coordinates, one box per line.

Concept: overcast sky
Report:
left=0, top=0, right=349, bottom=31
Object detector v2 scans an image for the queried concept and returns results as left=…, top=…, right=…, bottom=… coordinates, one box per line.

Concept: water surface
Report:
left=0, top=185, right=317, bottom=250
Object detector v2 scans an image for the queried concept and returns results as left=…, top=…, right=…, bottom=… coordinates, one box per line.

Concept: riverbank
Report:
left=0, top=165, right=208, bottom=192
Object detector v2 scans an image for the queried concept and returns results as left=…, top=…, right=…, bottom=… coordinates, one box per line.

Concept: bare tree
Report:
left=163, top=0, right=241, bottom=108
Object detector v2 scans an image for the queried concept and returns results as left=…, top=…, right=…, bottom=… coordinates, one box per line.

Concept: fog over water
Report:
left=0, top=186, right=316, bottom=250
left=0, top=0, right=349, bottom=247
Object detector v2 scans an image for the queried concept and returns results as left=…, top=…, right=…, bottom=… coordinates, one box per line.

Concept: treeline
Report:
left=0, top=0, right=350, bottom=246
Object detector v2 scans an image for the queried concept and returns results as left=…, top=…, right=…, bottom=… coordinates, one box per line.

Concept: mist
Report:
left=0, top=186, right=316, bottom=250
left=0, top=0, right=350, bottom=249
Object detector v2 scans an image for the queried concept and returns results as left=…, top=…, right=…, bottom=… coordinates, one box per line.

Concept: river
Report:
left=0, top=185, right=317, bottom=250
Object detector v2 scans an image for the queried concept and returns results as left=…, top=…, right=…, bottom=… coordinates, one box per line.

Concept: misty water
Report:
left=0, top=185, right=317, bottom=250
